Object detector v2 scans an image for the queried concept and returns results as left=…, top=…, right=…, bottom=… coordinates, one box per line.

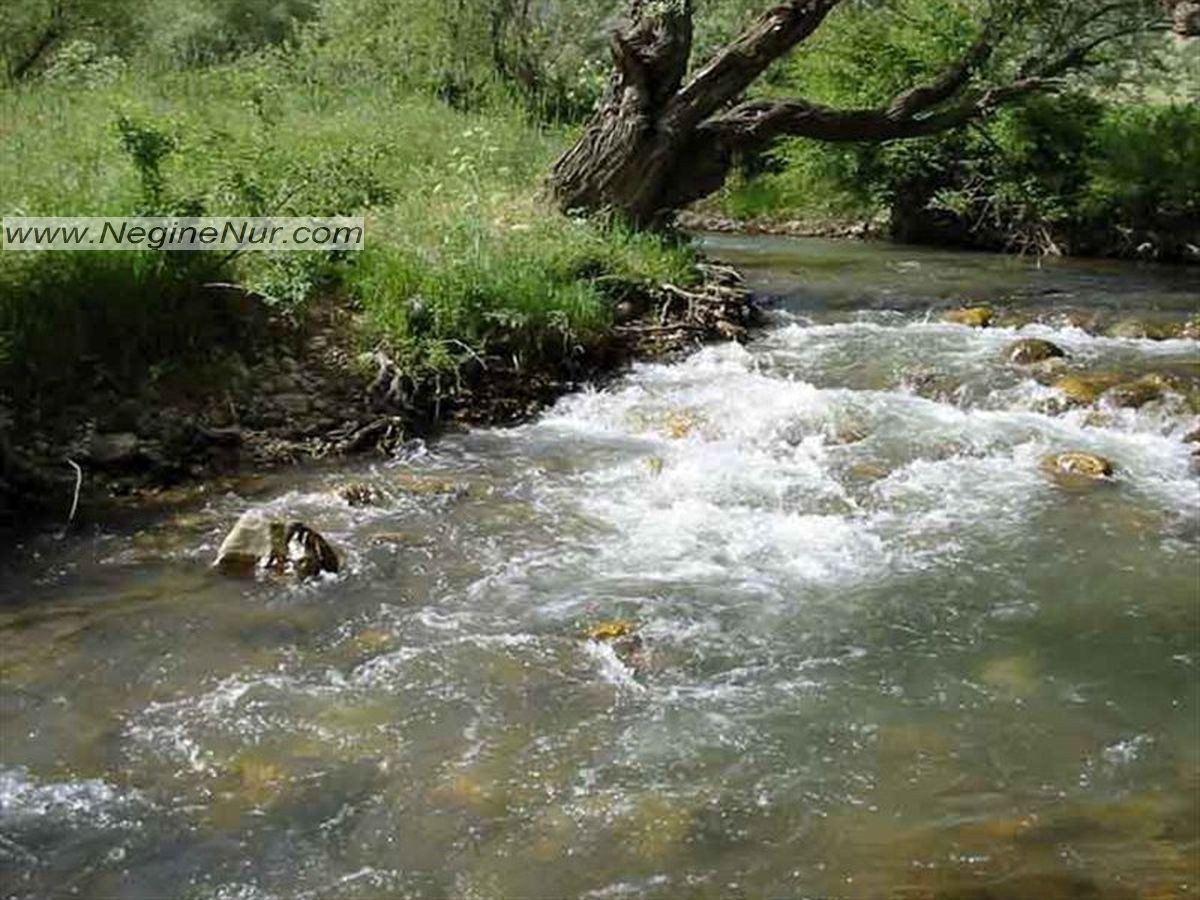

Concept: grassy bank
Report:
left=0, top=58, right=696, bottom=419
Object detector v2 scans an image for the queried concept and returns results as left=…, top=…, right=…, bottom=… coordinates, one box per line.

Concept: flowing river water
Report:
left=1, top=237, right=1198, bottom=899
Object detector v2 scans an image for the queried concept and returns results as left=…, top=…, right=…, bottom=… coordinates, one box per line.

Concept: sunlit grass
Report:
left=0, top=60, right=694, bottom=406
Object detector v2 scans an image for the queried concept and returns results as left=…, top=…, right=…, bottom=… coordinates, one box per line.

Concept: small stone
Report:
left=714, top=320, right=747, bottom=342
left=943, top=306, right=993, bottom=328
left=1105, top=319, right=1179, bottom=341
left=586, top=620, right=637, bottom=642
left=337, top=482, right=376, bottom=507
left=829, top=422, right=869, bottom=445
left=1040, top=451, right=1115, bottom=489
left=847, top=462, right=889, bottom=482
left=613, top=300, right=638, bottom=324
left=1006, top=338, right=1066, bottom=365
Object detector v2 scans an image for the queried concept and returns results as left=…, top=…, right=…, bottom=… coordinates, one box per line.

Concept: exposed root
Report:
left=615, top=269, right=758, bottom=355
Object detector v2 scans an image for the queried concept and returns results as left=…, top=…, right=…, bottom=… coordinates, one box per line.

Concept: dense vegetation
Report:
left=0, top=1, right=697, bottom=417
left=0, top=0, right=1194, bottom=434
left=708, top=1, right=1200, bottom=256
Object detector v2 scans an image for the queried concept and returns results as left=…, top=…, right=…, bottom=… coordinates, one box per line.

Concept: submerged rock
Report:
left=664, top=409, right=702, bottom=439
left=979, top=655, right=1039, bottom=698
left=1053, top=372, right=1121, bottom=406
left=1006, top=338, right=1066, bottom=365
left=1103, top=318, right=1196, bottom=341
left=829, top=421, right=869, bottom=445
left=1040, top=451, right=1115, bottom=489
left=1106, top=319, right=1154, bottom=339
left=214, top=511, right=338, bottom=579
left=392, top=473, right=466, bottom=496
left=942, top=306, right=993, bottom=328
left=1102, top=376, right=1165, bottom=409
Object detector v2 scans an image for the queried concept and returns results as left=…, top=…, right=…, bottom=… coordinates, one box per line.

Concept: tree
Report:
left=547, top=0, right=1175, bottom=227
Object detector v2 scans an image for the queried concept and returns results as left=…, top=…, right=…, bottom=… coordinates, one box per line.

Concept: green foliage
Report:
left=142, top=0, right=320, bottom=68
left=0, top=250, right=244, bottom=404
left=0, top=0, right=1190, bottom=416
left=1083, top=103, right=1200, bottom=223
left=114, top=113, right=181, bottom=212
left=0, top=51, right=692, bottom=409
left=41, top=39, right=125, bottom=87
left=709, top=0, right=1198, bottom=254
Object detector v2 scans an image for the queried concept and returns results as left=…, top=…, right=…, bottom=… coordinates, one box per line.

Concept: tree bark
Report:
left=546, top=0, right=1167, bottom=228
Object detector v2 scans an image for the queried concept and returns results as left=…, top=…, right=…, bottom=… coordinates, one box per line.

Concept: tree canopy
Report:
left=548, top=0, right=1180, bottom=224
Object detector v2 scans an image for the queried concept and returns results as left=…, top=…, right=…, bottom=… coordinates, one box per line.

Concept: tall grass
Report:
left=0, top=55, right=695, bottom=411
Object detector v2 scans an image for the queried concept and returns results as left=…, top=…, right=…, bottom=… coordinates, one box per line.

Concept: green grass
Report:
left=0, top=57, right=696, bottom=409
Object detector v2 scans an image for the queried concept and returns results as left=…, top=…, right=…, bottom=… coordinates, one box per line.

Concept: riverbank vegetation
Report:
left=0, top=0, right=1194, bottom=519
left=702, top=2, right=1200, bottom=257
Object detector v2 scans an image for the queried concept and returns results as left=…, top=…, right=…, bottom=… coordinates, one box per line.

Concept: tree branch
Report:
left=703, top=0, right=1164, bottom=154
left=705, top=74, right=1058, bottom=151
left=668, top=0, right=844, bottom=130
left=887, top=28, right=1000, bottom=118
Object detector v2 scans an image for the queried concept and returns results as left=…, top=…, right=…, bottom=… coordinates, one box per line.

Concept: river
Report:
left=2, top=237, right=1198, bottom=899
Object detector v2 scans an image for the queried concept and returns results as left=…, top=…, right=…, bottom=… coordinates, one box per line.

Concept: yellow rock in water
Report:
left=644, top=456, right=664, bottom=476
left=980, top=655, right=1039, bottom=698
left=1053, top=373, right=1121, bottom=406
left=664, top=409, right=700, bottom=439
left=238, top=758, right=285, bottom=801
left=942, top=306, right=993, bottom=327
left=393, top=473, right=464, bottom=495
left=352, top=629, right=394, bottom=653
left=586, top=620, right=637, bottom=642
left=1040, top=451, right=1115, bottom=489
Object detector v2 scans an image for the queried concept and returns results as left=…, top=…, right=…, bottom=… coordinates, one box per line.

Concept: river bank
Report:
left=679, top=210, right=1200, bottom=264
left=0, top=262, right=760, bottom=535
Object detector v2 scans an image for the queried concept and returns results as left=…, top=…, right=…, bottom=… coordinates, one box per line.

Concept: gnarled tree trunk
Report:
left=548, top=0, right=1170, bottom=228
